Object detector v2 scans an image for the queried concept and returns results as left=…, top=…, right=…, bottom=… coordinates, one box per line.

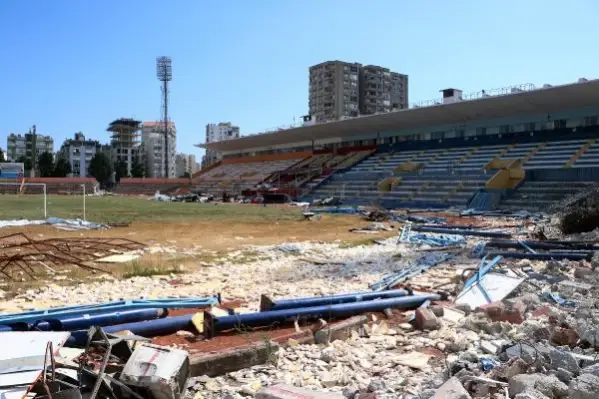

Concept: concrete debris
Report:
left=4, top=211, right=599, bottom=399
left=432, top=377, right=472, bottom=399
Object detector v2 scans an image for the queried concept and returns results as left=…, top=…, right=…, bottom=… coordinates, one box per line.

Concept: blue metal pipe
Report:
left=0, top=309, right=166, bottom=333
left=205, top=293, right=443, bottom=338
left=487, top=240, right=599, bottom=251
left=487, top=251, right=592, bottom=261
left=411, top=226, right=512, bottom=238
left=67, top=313, right=199, bottom=346
left=260, top=289, right=410, bottom=312
left=0, top=297, right=218, bottom=325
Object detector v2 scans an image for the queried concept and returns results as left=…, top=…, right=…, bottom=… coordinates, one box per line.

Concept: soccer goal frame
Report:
left=0, top=182, right=47, bottom=218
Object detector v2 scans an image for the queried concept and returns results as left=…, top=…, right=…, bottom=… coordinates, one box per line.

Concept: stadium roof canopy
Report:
left=199, top=79, right=599, bottom=152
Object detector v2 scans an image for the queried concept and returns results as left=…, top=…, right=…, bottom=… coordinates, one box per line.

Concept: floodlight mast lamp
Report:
left=156, top=56, right=172, bottom=178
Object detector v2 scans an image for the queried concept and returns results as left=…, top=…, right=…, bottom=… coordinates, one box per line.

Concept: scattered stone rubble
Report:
left=3, top=216, right=599, bottom=398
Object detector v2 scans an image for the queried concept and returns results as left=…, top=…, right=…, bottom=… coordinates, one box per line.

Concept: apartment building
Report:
left=360, top=65, right=408, bottom=115
left=6, top=132, right=54, bottom=162
left=309, top=61, right=360, bottom=123
left=202, top=122, right=240, bottom=167
left=141, top=121, right=177, bottom=178
left=57, top=132, right=102, bottom=177
left=308, top=61, right=409, bottom=122
left=175, top=153, right=197, bottom=177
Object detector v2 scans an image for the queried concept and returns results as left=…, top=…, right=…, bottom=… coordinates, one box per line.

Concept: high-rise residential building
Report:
left=57, top=132, right=102, bottom=177
left=6, top=131, right=54, bottom=162
left=141, top=121, right=176, bottom=178
left=308, top=61, right=408, bottom=123
left=202, top=122, right=240, bottom=167
left=309, top=61, right=360, bottom=123
left=360, top=65, right=408, bottom=115
left=106, top=118, right=141, bottom=176
left=175, top=153, right=197, bottom=177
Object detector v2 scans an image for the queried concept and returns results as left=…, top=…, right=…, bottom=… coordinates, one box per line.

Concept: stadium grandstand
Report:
left=196, top=78, right=599, bottom=211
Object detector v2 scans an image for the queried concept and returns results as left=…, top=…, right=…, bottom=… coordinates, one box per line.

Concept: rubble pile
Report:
left=554, top=184, right=599, bottom=235
left=3, top=211, right=599, bottom=398
left=186, top=251, right=599, bottom=398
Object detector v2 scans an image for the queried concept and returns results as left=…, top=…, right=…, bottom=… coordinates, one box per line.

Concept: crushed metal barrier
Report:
left=370, top=252, right=455, bottom=291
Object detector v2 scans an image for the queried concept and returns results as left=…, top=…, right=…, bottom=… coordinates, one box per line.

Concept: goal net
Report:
left=0, top=182, right=47, bottom=220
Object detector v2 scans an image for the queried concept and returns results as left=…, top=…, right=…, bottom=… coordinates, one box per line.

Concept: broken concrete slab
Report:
left=415, top=308, right=440, bottom=330
left=392, top=351, right=431, bottom=370
left=514, top=389, right=551, bottom=399
left=257, top=384, right=344, bottom=398
left=313, top=315, right=368, bottom=344
left=432, top=377, right=472, bottom=399
left=549, top=348, right=581, bottom=374
left=569, top=373, right=599, bottom=399
left=190, top=340, right=279, bottom=377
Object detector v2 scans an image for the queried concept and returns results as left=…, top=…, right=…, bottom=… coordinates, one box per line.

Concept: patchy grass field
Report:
left=0, top=195, right=397, bottom=298
left=0, top=194, right=302, bottom=223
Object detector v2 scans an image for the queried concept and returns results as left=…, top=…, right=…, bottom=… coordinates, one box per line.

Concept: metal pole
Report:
left=81, top=184, right=86, bottom=221
left=412, top=226, right=512, bottom=238
left=164, top=80, right=169, bottom=178
left=68, top=313, right=196, bottom=346
left=0, top=308, right=165, bottom=333
left=43, top=184, right=47, bottom=219
left=260, top=289, right=410, bottom=312
left=486, top=251, right=592, bottom=261
left=205, top=293, right=443, bottom=337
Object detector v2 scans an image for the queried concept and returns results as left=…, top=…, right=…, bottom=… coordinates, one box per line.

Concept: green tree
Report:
left=17, top=155, right=33, bottom=171
left=89, top=152, right=113, bottom=187
left=37, top=152, right=54, bottom=177
left=53, top=158, right=72, bottom=177
left=0, top=148, right=5, bottom=162
left=131, top=157, right=145, bottom=178
left=180, top=172, right=191, bottom=179
left=114, top=160, right=128, bottom=182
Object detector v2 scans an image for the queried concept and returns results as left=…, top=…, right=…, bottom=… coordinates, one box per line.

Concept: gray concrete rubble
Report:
left=3, top=212, right=599, bottom=399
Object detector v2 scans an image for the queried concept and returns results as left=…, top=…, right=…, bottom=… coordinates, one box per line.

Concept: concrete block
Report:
left=257, top=384, right=344, bottom=398
left=480, top=340, right=499, bottom=355
left=432, top=377, right=471, bottom=399
left=430, top=306, right=444, bottom=317
left=313, top=315, right=367, bottom=344
left=514, top=389, right=551, bottom=399
left=509, top=374, right=542, bottom=396
left=569, top=373, right=599, bottom=399
left=415, top=308, right=440, bottom=331
left=549, top=349, right=581, bottom=374
left=190, top=340, right=279, bottom=377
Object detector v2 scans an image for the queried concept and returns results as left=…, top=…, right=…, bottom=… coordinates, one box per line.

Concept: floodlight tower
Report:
left=156, top=56, right=172, bottom=178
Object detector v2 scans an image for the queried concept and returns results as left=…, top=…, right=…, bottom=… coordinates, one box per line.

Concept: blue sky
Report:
left=1, top=0, right=597, bottom=161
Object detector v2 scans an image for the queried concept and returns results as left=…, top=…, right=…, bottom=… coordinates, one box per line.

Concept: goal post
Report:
left=0, top=182, right=47, bottom=219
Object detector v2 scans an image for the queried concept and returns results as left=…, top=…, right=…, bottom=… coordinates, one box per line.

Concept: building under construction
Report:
left=106, top=118, right=141, bottom=175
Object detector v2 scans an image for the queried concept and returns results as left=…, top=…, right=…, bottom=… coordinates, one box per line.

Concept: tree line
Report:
left=0, top=149, right=145, bottom=185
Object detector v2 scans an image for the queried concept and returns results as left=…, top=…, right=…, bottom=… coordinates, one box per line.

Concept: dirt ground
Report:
left=3, top=214, right=395, bottom=251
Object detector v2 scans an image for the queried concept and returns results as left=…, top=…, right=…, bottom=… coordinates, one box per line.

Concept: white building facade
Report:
left=141, top=121, right=177, bottom=178
left=175, top=153, right=198, bottom=177
left=58, top=132, right=101, bottom=177
left=6, top=133, right=54, bottom=162
left=202, top=122, right=239, bottom=167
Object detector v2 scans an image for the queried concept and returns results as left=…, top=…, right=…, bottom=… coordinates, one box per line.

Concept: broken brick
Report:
left=480, top=301, right=525, bottom=324
left=550, top=327, right=580, bottom=347
left=415, top=308, right=440, bottom=330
